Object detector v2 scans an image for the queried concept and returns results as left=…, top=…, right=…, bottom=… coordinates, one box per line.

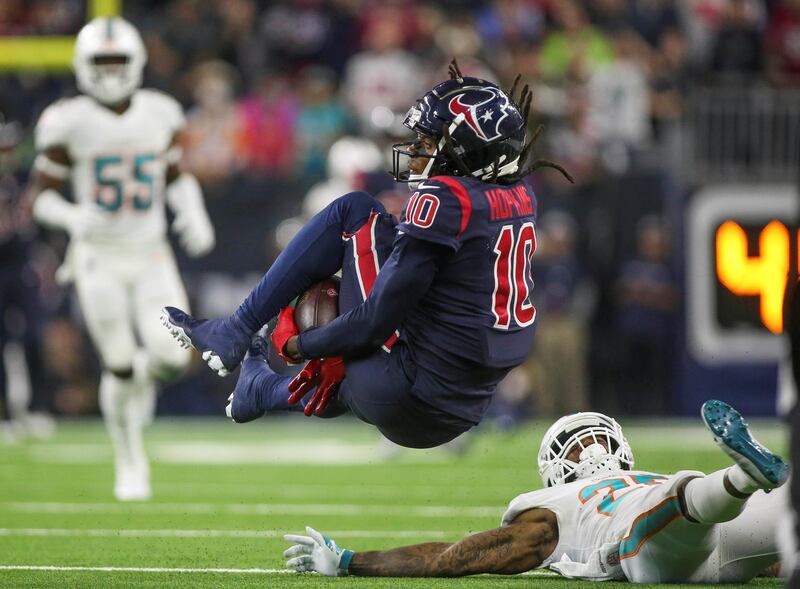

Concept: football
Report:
left=294, top=276, right=341, bottom=332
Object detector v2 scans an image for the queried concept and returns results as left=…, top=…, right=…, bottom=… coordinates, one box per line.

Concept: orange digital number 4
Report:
left=716, top=220, right=794, bottom=334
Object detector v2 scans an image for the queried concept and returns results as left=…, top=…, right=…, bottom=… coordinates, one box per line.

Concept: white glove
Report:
left=65, top=206, right=106, bottom=239
left=172, top=210, right=215, bottom=257
left=166, top=173, right=215, bottom=258
left=283, top=526, right=354, bottom=576
left=55, top=243, right=75, bottom=286
left=33, top=188, right=105, bottom=240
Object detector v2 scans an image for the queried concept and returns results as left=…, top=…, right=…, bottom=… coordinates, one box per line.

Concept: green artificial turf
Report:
left=0, top=415, right=787, bottom=588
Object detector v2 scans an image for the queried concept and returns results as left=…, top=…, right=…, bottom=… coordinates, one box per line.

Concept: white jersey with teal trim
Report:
left=35, top=89, right=184, bottom=247
left=501, top=469, right=702, bottom=579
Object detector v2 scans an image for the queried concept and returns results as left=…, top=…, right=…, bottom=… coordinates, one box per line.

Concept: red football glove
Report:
left=287, top=357, right=345, bottom=416
left=271, top=307, right=300, bottom=365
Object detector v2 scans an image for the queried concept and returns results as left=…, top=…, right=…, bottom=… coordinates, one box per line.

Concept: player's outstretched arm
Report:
left=284, top=508, right=557, bottom=577
left=351, top=508, right=557, bottom=577
left=164, top=131, right=215, bottom=257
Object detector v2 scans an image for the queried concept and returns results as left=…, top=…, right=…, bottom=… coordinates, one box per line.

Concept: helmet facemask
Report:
left=73, top=17, right=147, bottom=105
left=391, top=111, right=466, bottom=187
left=80, top=54, right=138, bottom=104
left=537, top=412, right=634, bottom=488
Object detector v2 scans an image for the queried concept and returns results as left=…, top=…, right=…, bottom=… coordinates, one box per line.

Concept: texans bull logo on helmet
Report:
left=448, top=87, right=511, bottom=143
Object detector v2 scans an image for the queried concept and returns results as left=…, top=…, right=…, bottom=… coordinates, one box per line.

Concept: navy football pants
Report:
left=241, top=192, right=471, bottom=448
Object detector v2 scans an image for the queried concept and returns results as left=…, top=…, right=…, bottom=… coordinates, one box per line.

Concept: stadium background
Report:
left=1, top=0, right=796, bottom=422
left=0, top=0, right=796, bottom=587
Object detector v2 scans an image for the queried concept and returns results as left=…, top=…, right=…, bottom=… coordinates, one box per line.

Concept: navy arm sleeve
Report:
left=296, top=235, right=447, bottom=359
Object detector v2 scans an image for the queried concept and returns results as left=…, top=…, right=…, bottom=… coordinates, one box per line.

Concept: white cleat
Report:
left=161, top=308, right=231, bottom=377
left=202, top=351, right=230, bottom=377
left=115, top=484, right=152, bottom=502
left=25, top=412, right=57, bottom=440
left=114, top=470, right=152, bottom=502
left=226, top=393, right=234, bottom=420
left=160, top=308, right=193, bottom=350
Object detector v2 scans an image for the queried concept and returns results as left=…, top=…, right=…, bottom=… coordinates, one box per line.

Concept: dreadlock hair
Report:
left=448, top=58, right=464, bottom=82
left=443, top=58, right=574, bottom=185
left=505, top=74, right=574, bottom=184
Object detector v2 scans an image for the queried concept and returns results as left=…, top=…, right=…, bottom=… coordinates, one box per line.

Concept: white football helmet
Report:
left=538, top=411, right=634, bottom=488
left=73, top=17, right=147, bottom=105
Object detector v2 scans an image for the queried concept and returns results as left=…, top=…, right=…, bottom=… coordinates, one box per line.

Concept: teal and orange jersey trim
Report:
left=619, top=495, right=682, bottom=560
left=578, top=474, right=668, bottom=517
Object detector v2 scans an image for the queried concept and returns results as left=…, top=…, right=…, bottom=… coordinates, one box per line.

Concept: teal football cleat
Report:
left=702, top=399, right=788, bottom=490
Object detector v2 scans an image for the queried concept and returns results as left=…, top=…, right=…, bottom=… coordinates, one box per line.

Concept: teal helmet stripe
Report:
left=105, top=17, right=114, bottom=41
left=619, top=496, right=682, bottom=560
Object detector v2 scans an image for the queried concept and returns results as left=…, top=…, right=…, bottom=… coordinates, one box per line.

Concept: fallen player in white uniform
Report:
left=29, top=17, right=214, bottom=500
left=283, top=400, right=786, bottom=583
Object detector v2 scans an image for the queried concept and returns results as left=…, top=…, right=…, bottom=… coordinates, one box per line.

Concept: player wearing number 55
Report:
left=285, top=401, right=786, bottom=583
left=162, top=60, right=573, bottom=448
left=28, top=17, right=215, bottom=501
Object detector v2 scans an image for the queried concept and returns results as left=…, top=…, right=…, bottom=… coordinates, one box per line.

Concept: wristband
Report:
left=34, top=154, right=70, bottom=179
left=339, top=549, right=354, bottom=575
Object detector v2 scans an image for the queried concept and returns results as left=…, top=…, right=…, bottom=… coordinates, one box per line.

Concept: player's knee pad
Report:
left=100, top=342, right=137, bottom=377
left=82, top=311, right=138, bottom=371
left=339, top=190, right=377, bottom=211
left=99, top=344, right=137, bottom=374
left=332, top=191, right=385, bottom=228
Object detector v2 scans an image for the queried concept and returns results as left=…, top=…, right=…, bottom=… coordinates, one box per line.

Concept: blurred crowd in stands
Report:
left=0, top=0, right=798, bottom=430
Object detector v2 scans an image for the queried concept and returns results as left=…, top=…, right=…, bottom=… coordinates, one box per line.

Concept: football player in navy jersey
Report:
left=162, top=62, right=572, bottom=448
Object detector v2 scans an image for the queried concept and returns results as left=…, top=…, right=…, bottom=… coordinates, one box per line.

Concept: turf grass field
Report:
left=0, top=415, right=787, bottom=588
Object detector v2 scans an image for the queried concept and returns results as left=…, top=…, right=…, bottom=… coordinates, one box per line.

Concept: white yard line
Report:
left=0, top=564, right=556, bottom=576
left=158, top=481, right=516, bottom=494
left=0, top=528, right=453, bottom=539
left=24, top=440, right=446, bottom=465
left=0, top=565, right=292, bottom=574
left=2, top=501, right=500, bottom=518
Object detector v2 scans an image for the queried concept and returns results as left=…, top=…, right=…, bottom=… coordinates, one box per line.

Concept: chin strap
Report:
left=408, top=114, right=466, bottom=187
left=472, top=155, right=520, bottom=181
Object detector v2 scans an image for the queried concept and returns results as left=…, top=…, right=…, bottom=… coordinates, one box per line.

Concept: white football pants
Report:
left=72, top=239, right=190, bottom=374
left=621, top=473, right=783, bottom=583
left=72, top=239, right=190, bottom=499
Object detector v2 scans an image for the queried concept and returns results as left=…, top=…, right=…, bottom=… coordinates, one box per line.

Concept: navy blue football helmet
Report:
left=392, top=76, right=527, bottom=184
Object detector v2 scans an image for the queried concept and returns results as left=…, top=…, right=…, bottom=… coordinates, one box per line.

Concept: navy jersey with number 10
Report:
left=395, top=175, right=538, bottom=421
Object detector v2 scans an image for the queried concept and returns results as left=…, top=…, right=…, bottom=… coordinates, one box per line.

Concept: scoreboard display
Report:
left=687, top=185, right=798, bottom=364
